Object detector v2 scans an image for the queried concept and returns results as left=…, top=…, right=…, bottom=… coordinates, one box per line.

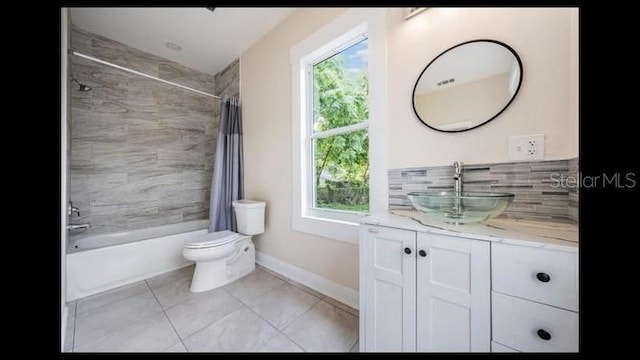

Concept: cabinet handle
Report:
left=404, top=247, right=412, bottom=255
left=418, top=249, right=427, bottom=257
left=536, top=272, right=551, bottom=283
left=537, top=329, right=552, bottom=341
left=367, top=228, right=379, bottom=234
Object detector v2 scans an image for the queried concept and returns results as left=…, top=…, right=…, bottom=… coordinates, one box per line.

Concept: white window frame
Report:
left=291, top=9, right=387, bottom=244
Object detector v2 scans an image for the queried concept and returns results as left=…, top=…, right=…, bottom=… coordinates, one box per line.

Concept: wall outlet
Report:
left=508, top=134, right=545, bottom=160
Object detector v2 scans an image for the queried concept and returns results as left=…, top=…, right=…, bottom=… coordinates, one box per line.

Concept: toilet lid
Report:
left=184, top=230, right=246, bottom=249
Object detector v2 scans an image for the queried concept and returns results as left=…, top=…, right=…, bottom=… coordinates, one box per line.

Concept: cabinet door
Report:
left=416, top=233, right=490, bottom=352
left=360, top=225, right=416, bottom=352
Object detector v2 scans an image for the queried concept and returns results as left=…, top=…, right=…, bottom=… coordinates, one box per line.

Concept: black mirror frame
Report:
left=411, top=39, right=524, bottom=133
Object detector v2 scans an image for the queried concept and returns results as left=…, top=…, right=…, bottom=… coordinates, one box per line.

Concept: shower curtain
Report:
left=209, top=97, right=244, bottom=232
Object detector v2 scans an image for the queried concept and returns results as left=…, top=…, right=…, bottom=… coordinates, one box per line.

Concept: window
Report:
left=291, top=9, right=385, bottom=243
left=311, top=37, right=369, bottom=214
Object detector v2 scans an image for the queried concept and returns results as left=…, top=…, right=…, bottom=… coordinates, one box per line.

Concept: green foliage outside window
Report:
left=312, top=44, right=369, bottom=213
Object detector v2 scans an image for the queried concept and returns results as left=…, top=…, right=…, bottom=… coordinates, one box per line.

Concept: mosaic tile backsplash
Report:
left=389, top=158, right=579, bottom=223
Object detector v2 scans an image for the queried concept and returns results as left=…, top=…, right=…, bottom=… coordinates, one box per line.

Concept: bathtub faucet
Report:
left=68, top=201, right=81, bottom=217
left=67, top=223, right=91, bottom=230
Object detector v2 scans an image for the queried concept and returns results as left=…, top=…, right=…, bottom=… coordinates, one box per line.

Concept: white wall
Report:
left=240, top=8, right=579, bottom=290
left=569, top=9, right=579, bottom=158
left=242, top=8, right=359, bottom=289
left=387, top=7, right=579, bottom=168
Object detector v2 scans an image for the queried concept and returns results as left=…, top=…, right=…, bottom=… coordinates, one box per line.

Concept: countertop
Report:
left=361, top=210, right=578, bottom=253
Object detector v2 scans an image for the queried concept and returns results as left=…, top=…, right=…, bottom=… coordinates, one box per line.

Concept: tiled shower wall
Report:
left=69, top=26, right=219, bottom=234
left=389, top=158, right=579, bottom=223
left=214, top=59, right=240, bottom=109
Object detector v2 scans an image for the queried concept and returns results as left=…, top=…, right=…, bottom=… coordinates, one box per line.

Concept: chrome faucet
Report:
left=453, top=161, right=463, bottom=195
left=452, top=161, right=463, bottom=216
left=67, top=223, right=91, bottom=230
left=68, top=201, right=80, bottom=217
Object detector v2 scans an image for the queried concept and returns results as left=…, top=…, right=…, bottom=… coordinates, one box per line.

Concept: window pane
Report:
left=313, top=129, right=369, bottom=213
left=312, top=38, right=368, bottom=132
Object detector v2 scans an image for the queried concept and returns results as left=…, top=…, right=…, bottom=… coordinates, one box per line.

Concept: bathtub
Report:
left=66, top=220, right=209, bottom=301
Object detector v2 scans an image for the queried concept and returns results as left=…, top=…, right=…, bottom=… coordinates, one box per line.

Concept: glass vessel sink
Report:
left=407, top=191, right=514, bottom=224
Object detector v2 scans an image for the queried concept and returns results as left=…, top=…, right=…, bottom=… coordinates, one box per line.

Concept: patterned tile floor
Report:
left=64, top=265, right=359, bottom=352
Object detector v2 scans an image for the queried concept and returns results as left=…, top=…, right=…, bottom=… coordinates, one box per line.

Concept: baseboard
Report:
left=255, top=251, right=359, bottom=310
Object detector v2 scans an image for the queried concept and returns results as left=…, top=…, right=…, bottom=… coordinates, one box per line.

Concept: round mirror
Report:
left=412, top=39, right=523, bottom=132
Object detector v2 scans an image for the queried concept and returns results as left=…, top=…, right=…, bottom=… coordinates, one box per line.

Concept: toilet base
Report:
left=189, top=238, right=255, bottom=293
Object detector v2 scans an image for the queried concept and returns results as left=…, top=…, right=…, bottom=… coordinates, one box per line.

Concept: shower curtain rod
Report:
left=70, top=50, right=222, bottom=100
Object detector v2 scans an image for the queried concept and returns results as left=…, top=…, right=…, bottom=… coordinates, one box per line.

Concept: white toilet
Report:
left=183, top=200, right=266, bottom=293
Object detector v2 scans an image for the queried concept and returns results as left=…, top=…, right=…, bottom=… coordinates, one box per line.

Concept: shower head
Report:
left=70, top=76, right=92, bottom=92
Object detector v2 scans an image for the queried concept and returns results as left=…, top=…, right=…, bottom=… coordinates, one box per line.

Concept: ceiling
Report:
left=70, top=7, right=296, bottom=75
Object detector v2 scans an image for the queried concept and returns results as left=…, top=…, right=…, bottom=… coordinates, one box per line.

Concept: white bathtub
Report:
left=66, top=220, right=208, bottom=301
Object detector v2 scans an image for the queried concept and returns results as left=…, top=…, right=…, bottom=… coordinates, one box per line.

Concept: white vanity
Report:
left=359, top=211, right=578, bottom=352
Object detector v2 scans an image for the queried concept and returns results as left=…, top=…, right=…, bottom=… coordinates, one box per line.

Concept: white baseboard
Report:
left=256, top=251, right=359, bottom=310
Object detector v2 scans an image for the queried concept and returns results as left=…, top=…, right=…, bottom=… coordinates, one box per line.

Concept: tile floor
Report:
left=64, top=265, right=359, bottom=353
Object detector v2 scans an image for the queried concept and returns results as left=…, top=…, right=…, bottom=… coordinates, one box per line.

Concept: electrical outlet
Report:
left=508, top=134, right=545, bottom=160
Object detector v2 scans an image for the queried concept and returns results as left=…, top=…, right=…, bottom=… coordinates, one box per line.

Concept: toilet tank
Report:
left=232, top=200, right=266, bottom=235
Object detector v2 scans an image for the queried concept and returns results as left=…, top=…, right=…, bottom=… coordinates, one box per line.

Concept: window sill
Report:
left=292, top=212, right=362, bottom=245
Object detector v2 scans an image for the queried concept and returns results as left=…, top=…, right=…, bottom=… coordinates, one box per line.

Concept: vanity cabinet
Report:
left=359, top=224, right=490, bottom=352
left=490, top=243, right=579, bottom=352
left=359, top=221, right=579, bottom=353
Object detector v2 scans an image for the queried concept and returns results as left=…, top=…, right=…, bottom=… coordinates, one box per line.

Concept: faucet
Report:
left=452, top=161, right=463, bottom=216
left=67, top=201, right=89, bottom=230
left=68, top=201, right=80, bottom=217
left=453, top=161, right=463, bottom=195
left=67, top=223, right=91, bottom=230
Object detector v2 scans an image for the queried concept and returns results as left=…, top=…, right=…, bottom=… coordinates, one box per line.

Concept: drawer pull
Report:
left=367, top=228, right=379, bottom=234
left=418, top=249, right=427, bottom=257
left=537, top=329, right=552, bottom=341
left=404, top=247, right=412, bottom=255
left=536, top=272, right=551, bottom=283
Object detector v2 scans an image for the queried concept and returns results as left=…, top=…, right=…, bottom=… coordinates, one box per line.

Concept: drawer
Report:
left=491, top=341, right=518, bottom=352
left=492, top=292, right=578, bottom=352
left=492, top=243, right=578, bottom=311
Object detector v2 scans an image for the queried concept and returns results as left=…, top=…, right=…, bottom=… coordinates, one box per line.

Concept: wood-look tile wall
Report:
left=69, top=26, right=227, bottom=234
left=214, top=59, right=240, bottom=100
left=389, top=158, right=579, bottom=223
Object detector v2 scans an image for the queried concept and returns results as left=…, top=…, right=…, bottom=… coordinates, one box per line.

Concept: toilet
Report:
left=183, top=200, right=266, bottom=293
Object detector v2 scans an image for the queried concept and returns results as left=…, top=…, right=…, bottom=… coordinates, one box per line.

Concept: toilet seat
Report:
left=184, top=230, right=246, bottom=249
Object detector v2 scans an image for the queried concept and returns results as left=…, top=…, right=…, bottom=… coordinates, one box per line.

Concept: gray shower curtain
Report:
left=209, top=97, right=244, bottom=232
